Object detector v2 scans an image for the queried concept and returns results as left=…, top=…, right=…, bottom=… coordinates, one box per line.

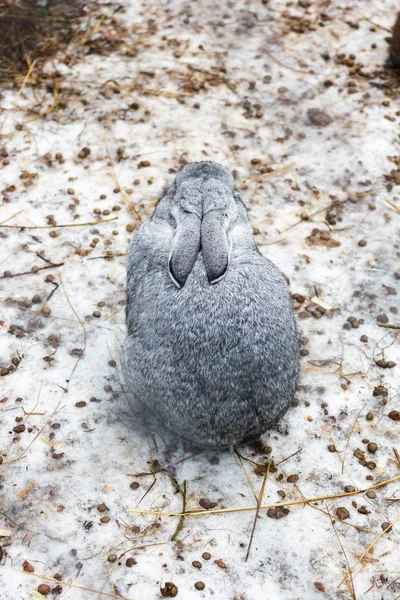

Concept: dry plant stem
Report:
left=60, top=278, right=86, bottom=379
left=245, top=459, right=272, bottom=561
left=87, top=253, right=126, bottom=260
left=117, top=542, right=166, bottom=560
left=330, top=431, right=359, bottom=490
left=377, top=322, right=400, bottom=330
left=14, top=569, right=131, bottom=600
left=127, top=474, right=400, bottom=517
left=103, top=79, right=142, bottom=224
left=25, top=382, right=42, bottom=421
left=326, top=505, right=356, bottom=600
left=277, top=198, right=350, bottom=234
left=98, top=561, right=118, bottom=600
left=338, top=514, right=400, bottom=589
left=275, top=448, right=302, bottom=466
left=171, top=479, right=187, bottom=542
left=0, top=216, right=118, bottom=229
left=393, top=448, right=400, bottom=467
left=0, top=261, right=63, bottom=279
left=161, top=465, right=187, bottom=541
left=251, top=162, right=295, bottom=182
left=263, top=47, right=312, bottom=74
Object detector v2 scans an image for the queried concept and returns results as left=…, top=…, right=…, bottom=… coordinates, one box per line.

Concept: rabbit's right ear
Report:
left=168, top=213, right=201, bottom=288
left=201, top=211, right=229, bottom=284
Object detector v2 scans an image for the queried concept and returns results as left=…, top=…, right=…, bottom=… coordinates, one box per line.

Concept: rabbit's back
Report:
left=123, top=221, right=298, bottom=448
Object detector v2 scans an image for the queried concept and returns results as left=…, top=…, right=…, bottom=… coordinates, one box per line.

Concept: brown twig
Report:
left=393, top=448, right=400, bottom=467
left=0, top=216, right=118, bottom=229
left=0, top=261, right=63, bottom=279
left=46, top=280, right=59, bottom=302
left=87, top=253, right=126, bottom=260
left=275, top=448, right=302, bottom=466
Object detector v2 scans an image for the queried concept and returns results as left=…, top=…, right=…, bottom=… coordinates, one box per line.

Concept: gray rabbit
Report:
left=122, top=161, right=299, bottom=449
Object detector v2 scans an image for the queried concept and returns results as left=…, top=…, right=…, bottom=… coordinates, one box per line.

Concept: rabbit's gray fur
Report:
left=122, top=161, right=299, bottom=449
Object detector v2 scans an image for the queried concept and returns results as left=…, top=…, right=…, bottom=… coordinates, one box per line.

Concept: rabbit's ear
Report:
left=201, top=211, right=230, bottom=284
left=168, top=213, right=201, bottom=288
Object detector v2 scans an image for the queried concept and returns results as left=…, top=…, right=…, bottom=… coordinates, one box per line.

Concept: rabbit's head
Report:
left=153, top=161, right=248, bottom=288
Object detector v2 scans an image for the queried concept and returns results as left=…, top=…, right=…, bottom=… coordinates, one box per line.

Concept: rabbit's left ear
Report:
left=168, top=213, right=201, bottom=288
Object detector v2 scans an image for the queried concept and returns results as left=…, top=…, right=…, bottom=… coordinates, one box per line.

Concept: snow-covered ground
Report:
left=1, top=1, right=400, bottom=599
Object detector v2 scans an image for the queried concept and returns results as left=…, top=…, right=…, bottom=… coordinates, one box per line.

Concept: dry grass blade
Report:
left=341, top=409, right=362, bottom=474
left=14, top=569, right=131, bottom=599
left=245, top=458, right=272, bottom=561
left=61, top=278, right=86, bottom=380
left=234, top=448, right=257, bottom=501
left=330, top=431, right=359, bottom=489
left=251, top=162, right=295, bottom=182
left=127, top=474, right=400, bottom=517
left=393, top=448, right=400, bottom=467
left=0, top=210, right=23, bottom=225
left=24, top=381, right=42, bottom=421
left=380, top=197, right=400, bottom=214
left=338, top=514, right=400, bottom=589
left=117, top=542, right=167, bottom=560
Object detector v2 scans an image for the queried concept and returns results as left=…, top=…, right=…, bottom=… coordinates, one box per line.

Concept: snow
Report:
left=1, top=1, right=399, bottom=599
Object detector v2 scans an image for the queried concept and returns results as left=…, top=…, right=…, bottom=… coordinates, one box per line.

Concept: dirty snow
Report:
left=1, top=1, right=400, bottom=599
